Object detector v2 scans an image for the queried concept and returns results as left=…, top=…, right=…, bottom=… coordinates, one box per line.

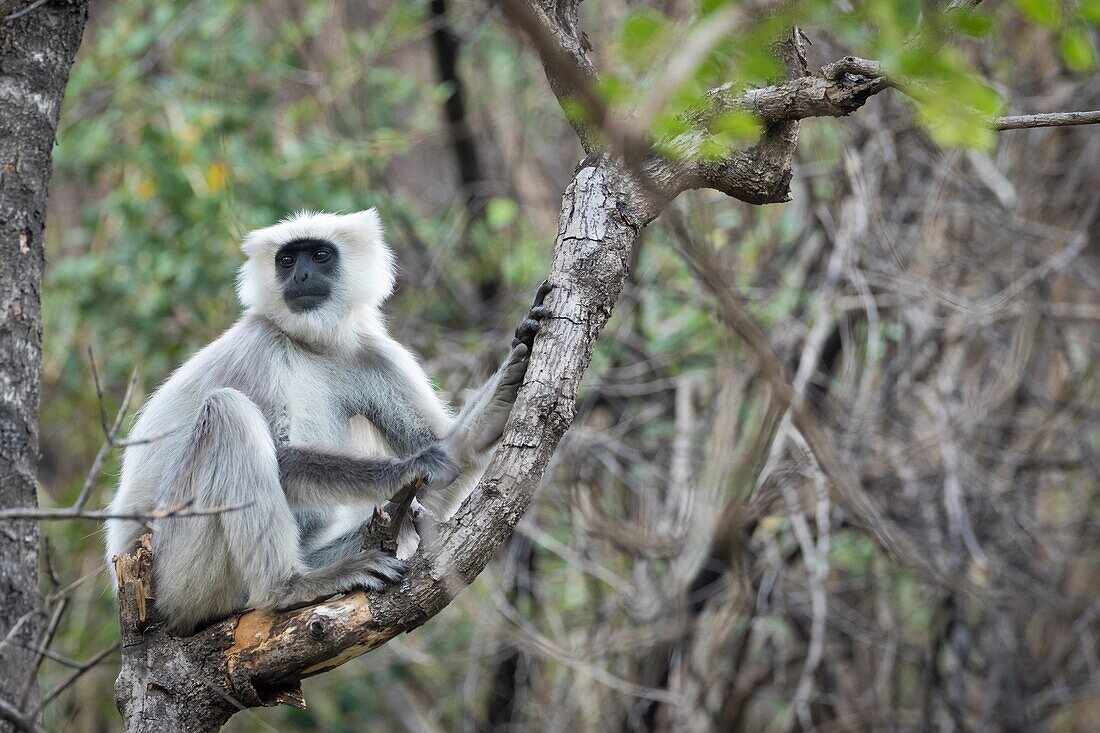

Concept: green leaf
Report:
left=915, top=102, right=996, bottom=150
left=617, top=10, right=668, bottom=68
left=485, top=198, right=519, bottom=231
left=1079, top=0, right=1100, bottom=23
left=1061, top=27, right=1098, bottom=71
left=952, top=10, right=995, bottom=37
left=699, top=0, right=729, bottom=16
left=714, top=110, right=763, bottom=142
left=1015, top=0, right=1061, bottom=27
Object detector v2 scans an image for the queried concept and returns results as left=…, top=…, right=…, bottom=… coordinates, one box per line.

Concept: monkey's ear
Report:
left=336, top=208, right=396, bottom=305
left=339, top=208, right=384, bottom=239
left=347, top=207, right=381, bottom=224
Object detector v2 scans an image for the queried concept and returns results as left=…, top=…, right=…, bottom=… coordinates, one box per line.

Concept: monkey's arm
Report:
left=443, top=280, right=552, bottom=458
left=440, top=343, right=533, bottom=460
left=415, top=282, right=552, bottom=519
left=277, top=444, right=459, bottom=506
left=355, top=281, right=551, bottom=521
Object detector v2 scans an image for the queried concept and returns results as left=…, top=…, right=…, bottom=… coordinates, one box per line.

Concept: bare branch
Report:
left=17, top=598, right=66, bottom=707
left=491, top=0, right=620, bottom=153
left=0, top=694, right=42, bottom=733
left=74, top=357, right=139, bottom=509
left=0, top=500, right=252, bottom=522
left=31, top=642, right=120, bottom=717
left=994, top=110, right=1100, bottom=130
left=664, top=208, right=986, bottom=599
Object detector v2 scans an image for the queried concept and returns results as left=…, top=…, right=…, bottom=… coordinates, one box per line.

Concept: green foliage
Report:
left=616, top=9, right=669, bottom=70
left=1080, top=0, right=1100, bottom=23
left=1016, top=0, right=1061, bottom=27
left=1061, top=26, right=1098, bottom=70
left=591, top=0, right=1088, bottom=155
left=951, top=9, right=996, bottom=37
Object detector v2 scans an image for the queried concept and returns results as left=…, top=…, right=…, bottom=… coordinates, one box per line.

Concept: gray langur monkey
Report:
left=104, top=209, right=551, bottom=635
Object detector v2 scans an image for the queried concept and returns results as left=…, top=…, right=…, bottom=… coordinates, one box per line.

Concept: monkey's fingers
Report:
left=512, top=281, right=554, bottom=348
left=504, top=342, right=529, bottom=366
left=532, top=279, right=553, bottom=307
left=528, top=304, right=552, bottom=321
left=512, top=317, right=547, bottom=348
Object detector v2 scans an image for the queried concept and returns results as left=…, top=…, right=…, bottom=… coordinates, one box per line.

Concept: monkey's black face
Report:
left=275, top=239, right=341, bottom=312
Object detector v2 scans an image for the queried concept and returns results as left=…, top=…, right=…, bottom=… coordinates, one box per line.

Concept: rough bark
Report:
left=0, top=3, right=88, bottom=729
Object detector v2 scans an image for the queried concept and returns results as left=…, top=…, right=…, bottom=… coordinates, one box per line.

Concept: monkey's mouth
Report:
left=285, top=292, right=329, bottom=312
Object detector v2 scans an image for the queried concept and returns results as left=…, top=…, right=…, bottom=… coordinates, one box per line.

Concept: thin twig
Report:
left=74, top=359, right=140, bottom=509
left=2, top=0, right=49, bottom=22
left=17, top=598, right=67, bottom=707
left=994, top=110, right=1100, bottom=130
left=9, top=641, right=85, bottom=670
left=46, top=566, right=106, bottom=603
left=31, top=642, right=120, bottom=717
left=87, top=347, right=113, bottom=440
left=0, top=693, right=41, bottom=733
left=0, top=500, right=253, bottom=522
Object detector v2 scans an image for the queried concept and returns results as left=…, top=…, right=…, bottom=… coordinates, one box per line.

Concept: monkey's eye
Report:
left=277, top=254, right=295, bottom=268
left=313, top=249, right=332, bottom=263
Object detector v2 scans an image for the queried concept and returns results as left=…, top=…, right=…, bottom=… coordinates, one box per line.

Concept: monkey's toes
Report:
left=354, top=552, right=408, bottom=587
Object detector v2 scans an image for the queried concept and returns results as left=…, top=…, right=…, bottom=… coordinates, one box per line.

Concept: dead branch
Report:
left=0, top=500, right=252, bottom=522
left=995, top=110, right=1100, bottom=130
left=29, top=642, right=119, bottom=717
left=0, top=694, right=42, bottom=733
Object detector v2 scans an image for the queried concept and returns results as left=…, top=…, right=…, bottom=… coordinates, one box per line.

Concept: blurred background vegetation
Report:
left=34, top=0, right=1100, bottom=730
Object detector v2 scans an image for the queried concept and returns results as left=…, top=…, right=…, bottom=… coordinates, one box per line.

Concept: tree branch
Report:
left=994, top=110, right=1100, bottom=130
left=0, top=501, right=252, bottom=522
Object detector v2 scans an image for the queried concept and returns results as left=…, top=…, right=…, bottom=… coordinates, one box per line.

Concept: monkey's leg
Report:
left=153, top=388, right=301, bottom=633
left=304, top=501, right=423, bottom=567
left=154, top=388, right=403, bottom=634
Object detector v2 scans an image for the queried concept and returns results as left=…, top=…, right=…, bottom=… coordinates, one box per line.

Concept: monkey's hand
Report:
left=511, top=279, right=553, bottom=350
left=388, top=446, right=460, bottom=538
left=400, top=445, right=461, bottom=488
left=468, top=281, right=553, bottom=452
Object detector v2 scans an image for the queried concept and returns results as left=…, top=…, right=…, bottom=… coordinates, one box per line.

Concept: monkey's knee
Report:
left=161, top=387, right=279, bottom=514
left=194, top=388, right=272, bottom=445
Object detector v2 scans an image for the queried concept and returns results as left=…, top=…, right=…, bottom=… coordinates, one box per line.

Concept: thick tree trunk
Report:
left=0, top=1, right=88, bottom=727
left=113, top=538, right=238, bottom=733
